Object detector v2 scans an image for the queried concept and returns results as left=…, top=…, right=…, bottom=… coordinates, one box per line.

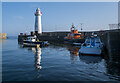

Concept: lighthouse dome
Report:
left=36, top=8, right=40, bottom=11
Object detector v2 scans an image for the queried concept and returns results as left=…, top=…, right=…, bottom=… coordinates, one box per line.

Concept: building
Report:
left=0, top=33, right=7, bottom=39
left=35, top=8, right=42, bottom=34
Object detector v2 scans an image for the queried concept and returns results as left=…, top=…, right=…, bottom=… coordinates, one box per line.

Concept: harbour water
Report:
left=2, top=36, right=120, bottom=81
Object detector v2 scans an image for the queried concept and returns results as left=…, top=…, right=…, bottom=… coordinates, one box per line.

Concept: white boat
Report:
left=23, top=35, right=49, bottom=47
left=79, top=36, right=103, bottom=55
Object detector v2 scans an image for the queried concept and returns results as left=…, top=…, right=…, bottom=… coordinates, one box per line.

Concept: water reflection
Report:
left=79, top=55, right=102, bottom=64
left=17, top=42, right=120, bottom=81
left=32, top=47, right=42, bottom=70
left=18, top=42, right=24, bottom=49
left=67, top=46, right=80, bottom=64
left=18, top=43, right=42, bottom=70
left=103, top=38, right=120, bottom=80
left=104, top=50, right=120, bottom=80
left=0, top=39, right=6, bottom=45
left=67, top=45, right=103, bottom=64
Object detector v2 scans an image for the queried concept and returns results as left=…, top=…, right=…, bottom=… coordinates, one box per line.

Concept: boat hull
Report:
left=64, top=38, right=85, bottom=44
left=79, top=47, right=102, bottom=55
left=23, top=43, right=40, bottom=47
left=23, top=41, right=49, bottom=47
left=24, top=41, right=43, bottom=44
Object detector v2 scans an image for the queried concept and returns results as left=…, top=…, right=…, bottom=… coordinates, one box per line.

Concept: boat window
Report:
left=91, top=38, right=95, bottom=46
left=86, top=39, right=90, bottom=43
left=95, top=38, right=100, bottom=43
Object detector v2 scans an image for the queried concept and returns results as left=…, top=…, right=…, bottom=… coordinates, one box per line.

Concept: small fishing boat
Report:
left=79, top=34, right=103, bottom=55
left=23, top=35, right=49, bottom=47
left=64, top=24, right=85, bottom=45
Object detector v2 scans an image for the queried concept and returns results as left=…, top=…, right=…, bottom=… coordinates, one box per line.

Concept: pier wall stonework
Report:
left=18, top=32, right=70, bottom=43
left=18, top=31, right=102, bottom=43
left=102, top=29, right=120, bottom=75
left=38, top=32, right=70, bottom=43
left=101, top=29, right=120, bottom=57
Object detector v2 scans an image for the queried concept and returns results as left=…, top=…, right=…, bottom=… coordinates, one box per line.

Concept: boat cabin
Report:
left=84, top=37, right=102, bottom=48
left=24, top=36, right=37, bottom=42
left=64, top=24, right=83, bottom=40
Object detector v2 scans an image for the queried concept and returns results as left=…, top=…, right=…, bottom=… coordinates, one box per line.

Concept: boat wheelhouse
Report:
left=64, top=24, right=85, bottom=44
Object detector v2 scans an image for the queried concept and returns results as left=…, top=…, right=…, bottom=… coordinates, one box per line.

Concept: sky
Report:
left=2, top=2, right=118, bottom=36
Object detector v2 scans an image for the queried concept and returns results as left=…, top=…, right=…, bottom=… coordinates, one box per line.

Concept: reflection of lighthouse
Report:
left=35, top=8, right=42, bottom=34
left=32, top=47, right=42, bottom=70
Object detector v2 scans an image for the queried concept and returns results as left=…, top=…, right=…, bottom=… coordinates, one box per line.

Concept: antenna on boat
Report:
left=72, top=23, right=74, bottom=28
left=77, top=25, right=79, bottom=30
left=71, top=23, right=75, bottom=31
left=80, top=23, right=83, bottom=31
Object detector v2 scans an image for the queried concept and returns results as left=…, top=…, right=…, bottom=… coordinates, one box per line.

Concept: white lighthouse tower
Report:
left=35, top=8, right=42, bottom=34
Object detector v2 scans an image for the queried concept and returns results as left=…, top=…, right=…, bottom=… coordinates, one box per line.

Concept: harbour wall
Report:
left=100, top=29, right=120, bottom=57
left=101, top=29, right=120, bottom=76
left=37, top=32, right=70, bottom=43
left=18, top=31, right=95, bottom=43
left=18, top=32, right=70, bottom=43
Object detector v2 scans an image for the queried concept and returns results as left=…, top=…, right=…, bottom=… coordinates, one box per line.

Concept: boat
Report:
left=23, top=35, right=49, bottom=47
left=64, top=24, right=85, bottom=45
left=79, top=34, right=103, bottom=55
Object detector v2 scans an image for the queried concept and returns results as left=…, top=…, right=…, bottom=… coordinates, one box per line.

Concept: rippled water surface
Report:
left=2, top=37, right=120, bottom=81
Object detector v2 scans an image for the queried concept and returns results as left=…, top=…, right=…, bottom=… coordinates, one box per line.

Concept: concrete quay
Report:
left=100, top=29, right=120, bottom=57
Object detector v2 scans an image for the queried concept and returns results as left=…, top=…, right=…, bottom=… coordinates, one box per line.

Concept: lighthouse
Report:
left=35, top=8, right=42, bottom=34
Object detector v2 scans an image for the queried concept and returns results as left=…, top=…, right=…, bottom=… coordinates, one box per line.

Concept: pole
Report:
left=80, top=23, right=83, bottom=31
